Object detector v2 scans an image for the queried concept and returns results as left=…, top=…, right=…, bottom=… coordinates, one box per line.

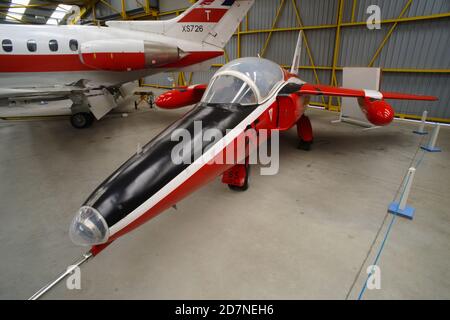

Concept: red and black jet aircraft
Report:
left=69, top=49, right=437, bottom=258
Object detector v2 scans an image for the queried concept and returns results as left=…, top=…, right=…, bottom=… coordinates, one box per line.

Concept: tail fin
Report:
left=106, top=0, right=254, bottom=49
left=290, top=31, right=303, bottom=75
left=168, top=0, right=254, bottom=48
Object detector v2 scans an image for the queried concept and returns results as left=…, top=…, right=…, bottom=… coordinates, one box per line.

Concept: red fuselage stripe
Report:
left=0, top=51, right=223, bottom=72
left=81, top=52, right=145, bottom=71
left=0, top=54, right=91, bottom=72
left=178, top=8, right=228, bottom=23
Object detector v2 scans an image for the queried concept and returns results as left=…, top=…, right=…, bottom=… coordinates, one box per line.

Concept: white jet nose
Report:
left=69, top=206, right=109, bottom=246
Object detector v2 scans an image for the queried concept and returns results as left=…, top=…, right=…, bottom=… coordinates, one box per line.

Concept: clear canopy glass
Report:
left=202, top=57, right=284, bottom=105
left=202, top=75, right=257, bottom=105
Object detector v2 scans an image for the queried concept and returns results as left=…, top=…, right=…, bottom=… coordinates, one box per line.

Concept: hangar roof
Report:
left=0, top=0, right=85, bottom=25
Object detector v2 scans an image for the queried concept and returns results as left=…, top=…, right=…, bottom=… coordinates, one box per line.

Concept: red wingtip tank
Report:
left=358, top=97, right=395, bottom=126
left=156, top=84, right=207, bottom=109
left=358, top=92, right=438, bottom=126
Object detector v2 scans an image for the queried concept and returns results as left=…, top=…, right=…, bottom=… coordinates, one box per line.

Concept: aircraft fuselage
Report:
left=0, top=24, right=222, bottom=88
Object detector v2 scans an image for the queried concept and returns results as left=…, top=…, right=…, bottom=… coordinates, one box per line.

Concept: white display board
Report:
left=338, top=67, right=381, bottom=128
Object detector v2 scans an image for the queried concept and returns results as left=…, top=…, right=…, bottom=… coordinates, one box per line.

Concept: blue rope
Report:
left=358, top=211, right=397, bottom=299
left=415, top=150, right=426, bottom=168
left=357, top=149, right=427, bottom=300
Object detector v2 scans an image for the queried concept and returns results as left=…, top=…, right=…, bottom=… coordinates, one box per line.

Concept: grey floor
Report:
left=0, top=104, right=449, bottom=300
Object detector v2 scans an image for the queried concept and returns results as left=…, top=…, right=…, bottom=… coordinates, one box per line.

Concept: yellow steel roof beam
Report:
left=291, top=0, right=325, bottom=104
left=329, top=0, right=344, bottom=110
left=70, top=0, right=100, bottom=25
left=368, top=0, right=413, bottom=67
left=260, top=0, right=286, bottom=58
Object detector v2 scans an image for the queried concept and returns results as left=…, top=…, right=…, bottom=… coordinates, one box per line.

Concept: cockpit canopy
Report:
left=202, top=57, right=285, bottom=106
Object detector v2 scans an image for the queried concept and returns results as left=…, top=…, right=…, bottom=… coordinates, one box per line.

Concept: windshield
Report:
left=202, top=75, right=257, bottom=106
left=216, top=58, right=284, bottom=101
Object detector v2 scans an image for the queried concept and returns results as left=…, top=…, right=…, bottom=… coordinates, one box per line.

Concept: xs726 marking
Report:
left=182, top=25, right=204, bottom=32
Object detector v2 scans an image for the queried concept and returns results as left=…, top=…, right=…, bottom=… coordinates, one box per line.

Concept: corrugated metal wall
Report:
left=104, top=0, right=450, bottom=120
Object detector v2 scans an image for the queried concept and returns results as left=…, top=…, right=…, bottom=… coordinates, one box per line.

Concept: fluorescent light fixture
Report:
left=5, top=0, right=31, bottom=21
left=47, top=4, right=72, bottom=25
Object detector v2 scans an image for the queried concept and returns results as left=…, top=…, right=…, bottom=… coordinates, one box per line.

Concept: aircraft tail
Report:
left=106, top=0, right=254, bottom=49
left=290, top=31, right=303, bottom=75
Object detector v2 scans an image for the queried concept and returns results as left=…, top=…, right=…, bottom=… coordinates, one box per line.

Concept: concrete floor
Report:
left=0, top=104, right=449, bottom=300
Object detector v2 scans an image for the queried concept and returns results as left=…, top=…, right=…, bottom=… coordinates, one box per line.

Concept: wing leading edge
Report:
left=292, top=83, right=438, bottom=101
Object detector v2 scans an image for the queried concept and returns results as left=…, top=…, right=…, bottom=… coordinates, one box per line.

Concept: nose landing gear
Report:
left=222, top=160, right=251, bottom=192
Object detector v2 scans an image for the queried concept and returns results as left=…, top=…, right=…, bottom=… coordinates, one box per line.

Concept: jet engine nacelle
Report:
left=155, top=84, right=207, bottom=109
left=79, top=39, right=185, bottom=71
left=358, top=97, right=395, bottom=126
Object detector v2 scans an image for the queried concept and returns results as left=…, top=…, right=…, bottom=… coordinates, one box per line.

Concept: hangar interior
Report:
left=0, top=0, right=449, bottom=299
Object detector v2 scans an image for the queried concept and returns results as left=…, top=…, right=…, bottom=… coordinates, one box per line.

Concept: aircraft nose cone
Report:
left=69, top=206, right=109, bottom=246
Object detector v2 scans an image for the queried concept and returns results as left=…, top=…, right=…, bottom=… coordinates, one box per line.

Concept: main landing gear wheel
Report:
left=298, top=139, right=313, bottom=151
left=297, top=115, right=313, bottom=151
left=228, top=163, right=251, bottom=192
left=70, top=112, right=94, bottom=129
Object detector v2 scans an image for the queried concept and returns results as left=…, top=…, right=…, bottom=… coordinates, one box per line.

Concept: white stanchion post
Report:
left=398, top=168, right=416, bottom=211
left=429, top=125, right=440, bottom=149
left=388, top=167, right=417, bottom=219
left=421, top=123, right=442, bottom=152
left=413, top=110, right=428, bottom=135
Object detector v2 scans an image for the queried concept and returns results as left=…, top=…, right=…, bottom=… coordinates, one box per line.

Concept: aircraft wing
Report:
left=282, top=83, right=438, bottom=101
left=0, top=86, right=85, bottom=100
left=280, top=82, right=438, bottom=126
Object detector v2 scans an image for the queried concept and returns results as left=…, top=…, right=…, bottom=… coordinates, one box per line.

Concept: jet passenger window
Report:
left=69, top=39, right=78, bottom=51
left=27, top=40, right=37, bottom=52
left=2, top=39, right=13, bottom=52
left=49, top=39, right=58, bottom=52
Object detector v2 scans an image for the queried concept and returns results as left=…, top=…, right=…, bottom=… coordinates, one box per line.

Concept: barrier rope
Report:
left=345, top=133, right=428, bottom=300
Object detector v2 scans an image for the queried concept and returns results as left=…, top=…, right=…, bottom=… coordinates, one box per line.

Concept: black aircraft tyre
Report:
left=71, top=112, right=94, bottom=129
left=298, top=139, right=313, bottom=151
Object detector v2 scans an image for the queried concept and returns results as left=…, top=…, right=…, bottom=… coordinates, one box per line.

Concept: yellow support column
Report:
left=69, top=0, right=99, bottom=25
left=121, top=0, right=127, bottom=19
left=351, top=0, right=357, bottom=23
left=178, top=73, right=187, bottom=87
left=329, top=0, right=344, bottom=110
left=291, top=0, right=326, bottom=104
left=223, top=47, right=230, bottom=63
left=260, top=0, right=286, bottom=57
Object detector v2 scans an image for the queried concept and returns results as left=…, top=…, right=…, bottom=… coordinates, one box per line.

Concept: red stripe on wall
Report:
left=178, top=8, right=228, bottom=23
